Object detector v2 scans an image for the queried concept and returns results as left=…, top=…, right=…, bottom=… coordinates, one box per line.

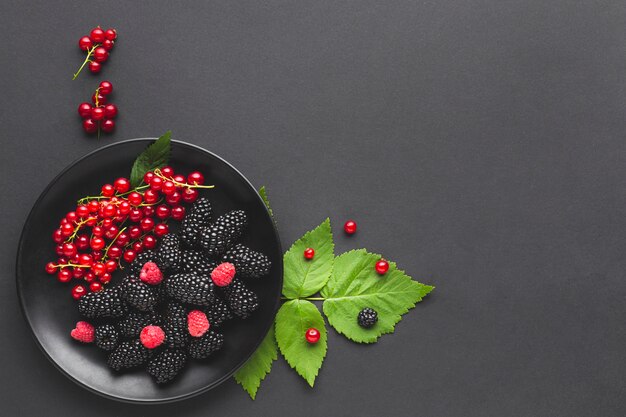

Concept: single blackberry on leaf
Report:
left=198, top=210, right=247, bottom=256
left=147, top=349, right=188, bottom=384
left=95, top=324, right=119, bottom=351
left=117, top=311, right=162, bottom=338
left=121, top=275, right=158, bottom=312
left=78, top=286, right=127, bottom=319
left=128, top=250, right=159, bottom=275
left=204, top=296, right=233, bottom=327
left=157, top=233, right=182, bottom=271
left=357, top=307, right=378, bottom=328
left=166, top=272, right=215, bottom=306
left=222, top=243, right=271, bottom=278
left=181, top=250, right=217, bottom=275
left=188, top=330, right=224, bottom=359
left=222, top=278, right=259, bottom=319
left=163, top=301, right=190, bottom=348
left=107, top=339, right=149, bottom=371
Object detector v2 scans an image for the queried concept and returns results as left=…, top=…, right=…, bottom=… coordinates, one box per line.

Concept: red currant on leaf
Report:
left=305, top=328, right=320, bottom=344
left=375, top=259, right=389, bottom=275
left=303, top=248, right=315, bottom=260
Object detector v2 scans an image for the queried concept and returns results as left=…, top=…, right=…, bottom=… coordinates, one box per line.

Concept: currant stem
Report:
left=103, top=226, right=127, bottom=260
left=54, top=262, right=91, bottom=269
left=65, top=217, right=97, bottom=242
left=153, top=168, right=215, bottom=189
left=72, top=45, right=98, bottom=80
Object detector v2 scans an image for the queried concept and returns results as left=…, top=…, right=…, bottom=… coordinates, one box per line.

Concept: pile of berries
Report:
left=74, top=26, right=117, bottom=79
left=45, top=167, right=213, bottom=299
left=78, top=81, right=118, bottom=135
left=69, top=197, right=272, bottom=384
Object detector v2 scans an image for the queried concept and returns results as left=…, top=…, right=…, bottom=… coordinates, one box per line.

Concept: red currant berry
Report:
left=154, top=223, right=169, bottom=237
left=132, top=241, right=144, bottom=253
left=187, top=171, right=205, bottom=185
left=171, top=206, right=185, bottom=220
left=104, top=225, right=119, bottom=239
left=94, top=47, right=108, bottom=63
left=129, top=208, right=143, bottom=222
left=73, top=267, right=85, bottom=279
left=304, top=248, right=315, bottom=260
left=98, top=80, right=113, bottom=95
left=123, top=250, right=136, bottom=263
left=55, top=245, right=65, bottom=257
left=108, top=246, right=122, bottom=259
left=150, top=176, right=163, bottom=191
left=58, top=268, right=72, bottom=283
left=102, top=39, right=114, bottom=50
left=78, top=36, right=93, bottom=51
left=45, top=262, right=57, bottom=274
left=161, top=181, right=176, bottom=195
left=92, top=91, right=107, bottom=105
left=77, top=235, right=90, bottom=250
left=103, top=204, right=117, bottom=218
left=155, top=204, right=170, bottom=219
left=78, top=102, right=92, bottom=118
left=375, top=259, right=389, bottom=275
left=100, top=272, right=112, bottom=284
left=88, top=61, right=101, bottom=74
left=344, top=220, right=357, bottom=235
left=105, top=260, right=117, bottom=273
left=78, top=253, right=93, bottom=266
left=86, top=217, right=97, bottom=227
left=66, top=211, right=78, bottom=223
left=88, top=200, right=100, bottom=212
left=76, top=205, right=90, bottom=218
left=173, top=174, right=186, bottom=184
left=182, top=188, right=198, bottom=203
left=305, top=328, right=321, bottom=344
left=91, top=107, right=105, bottom=121
left=104, top=103, right=117, bottom=118
left=84, top=271, right=96, bottom=283
left=92, top=262, right=106, bottom=276
left=113, top=177, right=129, bottom=193
left=72, top=285, right=86, bottom=299
left=129, top=226, right=142, bottom=239
left=90, top=237, right=105, bottom=251
left=128, top=192, right=143, bottom=206
left=101, top=184, right=115, bottom=197
left=62, top=243, right=77, bottom=257
left=57, top=257, right=68, bottom=265
left=101, top=119, right=115, bottom=133
left=116, top=232, right=130, bottom=246
left=82, top=118, right=97, bottom=133
left=161, top=166, right=174, bottom=177
left=90, top=27, right=105, bottom=43
left=92, top=251, right=103, bottom=261
left=52, top=229, right=64, bottom=243
left=143, top=189, right=159, bottom=204
left=140, top=217, right=155, bottom=232
left=104, top=28, right=117, bottom=41
left=143, top=235, right=157, bottom=249
left=143, top=171, right=155, bottom=184
left=165, top=191, right=181, bottom=205
left=89, top=281, right=103, bottom=292
left=118, top=200, right=131, bottom=215
left=143, top=206, right=155, bottom=218
left=61, top=222, right=74, bottom=236
left=92, top=225, right=104, bottom=237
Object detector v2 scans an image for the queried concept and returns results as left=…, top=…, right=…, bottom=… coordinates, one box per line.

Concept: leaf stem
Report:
left=280, top=296, right=325, bottom=301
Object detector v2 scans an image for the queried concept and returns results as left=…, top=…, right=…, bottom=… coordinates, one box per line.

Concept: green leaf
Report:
left=275, top=300, right=327, bottom=386
left=234, top=325, right=278, bottom=399
left=282, top=219, right=334, bottom=299
left=259, top=186, right=274, bottom=219
left=321, top=249, right=434, bottom=343
left=130, top=131, right=172, bottom=187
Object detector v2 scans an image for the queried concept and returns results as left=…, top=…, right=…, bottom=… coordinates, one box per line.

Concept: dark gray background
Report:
left=1, top=1, right=624, bottom=416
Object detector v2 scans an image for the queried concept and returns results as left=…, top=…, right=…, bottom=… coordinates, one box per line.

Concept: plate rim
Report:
left=15, top=138, right=283, bottom=404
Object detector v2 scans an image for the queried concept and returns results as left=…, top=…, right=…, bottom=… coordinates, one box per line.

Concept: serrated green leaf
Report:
left=259, top=186, right=274, bottom=219
left=321, top=249, right=433, bottom=343
left=282, top=219, right=334, bottom=299
left=275, top=299, right=327, bottom=386
left=130, top=131, right=172, bottom=187
left=234, top=325, right=277, bottom=399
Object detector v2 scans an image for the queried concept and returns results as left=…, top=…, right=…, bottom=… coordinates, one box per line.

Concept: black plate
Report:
left=16, top=139, right=282, bottom=403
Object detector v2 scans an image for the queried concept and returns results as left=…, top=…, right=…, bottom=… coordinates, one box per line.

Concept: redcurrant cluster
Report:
left=78, top=81, right=118, bottom=135
left=74, top=26, right=117, bottom=79
left=45, top=168, right=213, bottom=299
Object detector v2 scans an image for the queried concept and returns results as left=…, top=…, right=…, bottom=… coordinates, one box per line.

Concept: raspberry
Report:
left=140, top=325, right=166, bottom=349
left=70, top=321, right=95, bottom=343
left=187, top=310, right=210, bottom=337
left=128, top=250, right=159, bottom=275
left=222, top=244, right=271, bottom=279
left=95, top=324, right=119, bottom=351
left=163, top=301, right=190, bottom=348
left=198, top=210, right=247, bottom=256
left=121, top=275, right=158, bottom=312
left=147, top=349, right=188, bottom=384
left=166, top=272, right=215, bottom=306
left=157, top=233, right=182, bottom=271
left=222, top=278, right=259, bottom=319
left=188, top=330, right=224, bottom=359
left=140, top=262, right=163, bottom=285
left=107, top=340, right=149, bottom=371
left=210, top=262, right=236, bottom=287
left=204, top=296, right=233, bottom=327
left=357, top=307, right=378, bottom=328
left=118, top=311, right=162, bottom=338
left=78, top=286, right=127, bottom=319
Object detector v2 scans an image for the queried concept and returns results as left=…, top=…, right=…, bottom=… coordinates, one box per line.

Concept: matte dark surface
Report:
left=1, top=1, right=625, bottom=416
left=16, top=139, right=283, bottom=402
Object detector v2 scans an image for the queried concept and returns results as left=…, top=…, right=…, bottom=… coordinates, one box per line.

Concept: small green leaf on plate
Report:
left=282, top=219, right=334, bottom=299
left=234, top=325, right=278, bottom=399
left=321, top=249, right=433, bottom=343
left=275, top=299, right=327, bottom=386
left=130, top=131, right=172, bottom=187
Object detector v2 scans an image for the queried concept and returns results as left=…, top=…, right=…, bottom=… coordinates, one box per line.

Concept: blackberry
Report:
left=117, top=311, right=162, bottom=338
left=191, top=197, right=213, bottom=221
left=222, top=244, right=271, bottom=278
left=157, top=233, right=182, bottom=271
left=128, top=250, right=159, bottom=275
left=107, top=339, right=149, bottom=371
left=163, top=301, right=189, bottom=348
left=198, top=210, right=247, bottom=256
left=204, top=296, right=233, bottom=327
left=78, top=286, right=127, bottom=319
left=121, top=275, right=158, bottom=311
left=166, top=272, right=215, bottom=306
left=357, top=307, right=378, bottom=328
left=181, top=250, right=217, bottom=275
left=188, top=330, right=224, bottom=359
left=95, top=324, right=119, bottom=351
left=222, top=278, right=259, bottom=319
left=180, top=198, right=212, bottom=247
left=147, top=349, right=188, bottom=384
